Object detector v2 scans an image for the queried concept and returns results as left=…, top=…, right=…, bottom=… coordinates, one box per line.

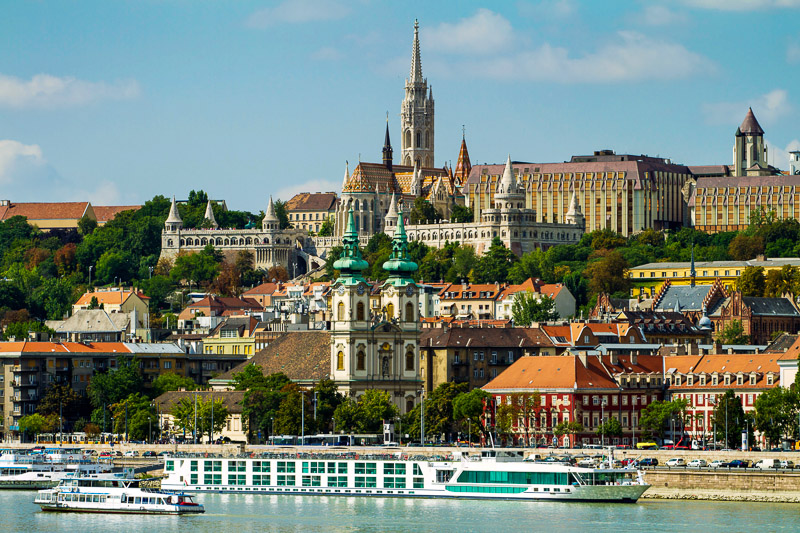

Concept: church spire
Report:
left=382, top=208, right=418, bottom=286
left=454, top=126, right=472, bottom=183
left=382, top=113, right=393, bottom=171
left=342, top=160, right=350, bottom=191
left=166, top=195, right=182, bottom=225
left=333, top=208, right=369, bottom=284
left=410, top=19, right=423, bottom=83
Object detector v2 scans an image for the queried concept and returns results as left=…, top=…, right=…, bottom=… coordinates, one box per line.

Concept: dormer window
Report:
left=724, top=375, right=731, bottom=386
left=675, top=375, right=681, bottom=386
left=749, top=374, right=756, bottom=385
left=699, top=375, right=706, bottom=386
left=687, top=375, right=694, bottom=386
left=712, top=375, right=718, bottom=386
left=736, top=374, right=744, bottom=386
left=767, top=374, right=774, bottom=386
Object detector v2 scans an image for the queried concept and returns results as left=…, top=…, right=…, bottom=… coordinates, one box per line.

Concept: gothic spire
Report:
left=382, top=113, right=393, bottom=171
left=333, top=208, right=369, bottom=284
left=382, top=208, right=418, bottom=285
left=342, top=160, right=350, bottom=191
left=454, top=127, right=472, bottom=183
left=410, top=19, right=423, bottom=83
left=499, top=155, right=515, bottom=192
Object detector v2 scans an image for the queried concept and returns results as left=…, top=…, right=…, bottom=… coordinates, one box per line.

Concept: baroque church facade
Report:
left=330, top=207, right=421, bottom=413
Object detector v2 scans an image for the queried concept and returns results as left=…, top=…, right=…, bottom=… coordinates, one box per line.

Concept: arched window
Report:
left=416, top=131, right=421, bottom=148
left=337, top=302, right=345, bottom=321
left=356, top=350, right=365, bottom=371
left=405, top=302, right=414, bottom=322
left=406, top=398, right=414, bottom=413
left=405, top=349, right=415, bottom=371
left=386, top=303, right=395, bottom=319
left=357, top=302, right=365, bottom=321
left=425, top=132, right=429, bottom=149
left=336, top=351, right=344, bottom=371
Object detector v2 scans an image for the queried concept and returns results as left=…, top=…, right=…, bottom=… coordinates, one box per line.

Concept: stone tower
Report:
left=401, top=20, right=434, bottom=168
left=733, top=107, right=768, bottom=176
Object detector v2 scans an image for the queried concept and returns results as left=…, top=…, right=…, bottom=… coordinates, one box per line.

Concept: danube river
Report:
left=3, top=491, right=799, bottom=532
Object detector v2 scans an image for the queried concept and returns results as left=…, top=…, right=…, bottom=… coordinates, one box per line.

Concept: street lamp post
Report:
left=271, top=417, right=275, bottom=444
left=148, top=417, right=152, bottom=444
left=301, top=391, right=305, bottom=445
left=420, top=388, right=425, bottom=446
left=88, top=266, right=93, bottom=287
left=193, top=392, right=198, bottom=445
left=600, top=398, right=607, bottom=448
left=148, top=266, right=154, bottom=279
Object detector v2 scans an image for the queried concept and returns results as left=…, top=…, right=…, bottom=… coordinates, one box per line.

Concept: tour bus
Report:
left=268, top=434, right=383, bottom=446
left=635, top=442, right=659, bottom=450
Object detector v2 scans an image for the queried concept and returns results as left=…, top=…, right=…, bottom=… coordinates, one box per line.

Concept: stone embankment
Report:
left=641, top=469, right=800, bottom=503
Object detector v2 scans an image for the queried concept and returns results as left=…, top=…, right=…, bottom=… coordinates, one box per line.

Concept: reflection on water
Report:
left=1, top=492, right=799, bottom=533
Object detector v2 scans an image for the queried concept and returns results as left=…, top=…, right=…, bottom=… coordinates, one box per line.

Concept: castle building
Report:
left=160, top=196, right=315, bottom=273
left=330, top=208, right=421, bottom=413
left=405, top=157, right=586, bottom=255
left=688, top=108, right=795, bottom=233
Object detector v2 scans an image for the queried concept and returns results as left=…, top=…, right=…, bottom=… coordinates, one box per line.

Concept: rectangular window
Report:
left=204, top=460, right=222, bottom=472
left=228, top=461, right=246, bottom=472
left=277, top=475, right=295, bottom=486
left=253, top=461, right=270, bottom=473
left=327, top=476, right=348, bottom=487
left=252, top=474, right=270, bottom=486
left=228, top=474, right=246, bottom=485
left=190, top=473, right=198, bottom=485
left=277, top=461, right=296, bottom=473
left=190, top=461, right=198, bottom=472
left=166, top=460, right=174, bottom=472
left=302, top=475, right=321, bottom=487
left=203, top=474, right=222, bottom=485
left=384, top=477, right=406, bottom=489
left=354, top=476, right=377, bottom=488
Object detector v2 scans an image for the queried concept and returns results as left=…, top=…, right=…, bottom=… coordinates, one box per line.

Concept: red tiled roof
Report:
left=665, top=353, right=780, bottom=390
left=285, top=193, right=338, bottom=212
left=244, top=283, right=279, bottom=296
left=0, top=202, right=90, bottom=221
left=0, top=341, right=131, bottom=354
left=93, top=205, right=141, bottom=222
left=483, top=355, right=619, bottom=391
left=74, top=289, right=149, bottom=307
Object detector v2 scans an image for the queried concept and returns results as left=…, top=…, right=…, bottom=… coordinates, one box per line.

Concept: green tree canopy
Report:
left=171, top=394, right=229, bottom=442
left=86, top=355, right=144, bottom=409
left=18, top=413, right=48, bottom=440
left=753, top=387, right=798, bottom=447
left=710, top=390, right=747, bottom=448
left=453, top=388, right=491, bottom=438
left=738, top=266, right=766, bottom=296
left=718, top=320, right=750, bottom=345
left=333, top=389, right=399, bottom=434
left=511, top=291, right=559, bottom=325
left=110, top=392, right=158, bottom=441
left=151, top=372, right=197, bottom=398
left=472, top=237, right=517, bottom=283
left=36, top=383, right=80, bottom=417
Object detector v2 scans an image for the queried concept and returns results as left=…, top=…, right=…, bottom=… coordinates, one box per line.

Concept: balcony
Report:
left=451, top=360, right=469, bottom=367
left=453, top=376, right=470, bottom=384
left=54, top=366, right=70, bottom=372
left=13, top=365, right=39, bottom=373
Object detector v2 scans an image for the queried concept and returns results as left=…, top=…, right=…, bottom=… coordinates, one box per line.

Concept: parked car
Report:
left=687, top=459, right=707, bottom=468
left=727, top=459, right=751, bottom=468
left=637, top=458, right=659, bottom=467
left=577, top=458, right=598, bottom=467
left=780, top=460, right=794, bottom=469
left=665, top=458, right=686, bottom=467
left=98, top=451, right=113, bottom=459
left=709, top=460, right=725, bottom=469
left=157, top=451, right=171, bottom=457
left=142, top=451, right=157, bottom=458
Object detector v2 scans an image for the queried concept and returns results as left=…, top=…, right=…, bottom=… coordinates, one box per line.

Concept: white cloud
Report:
left=517, top=0, right=577, bottom=18
left=246, top=0, right=349, bottom=29
left=0, top=139, right=68, bottom=200
left=275, top=179, right=342, bottom=202
left=703, top=89, right=792, bottom=125
left=0, top=140, right=45, bottom=184
left=424, top=9, right=514, bottom=56
left=788, top=41, right=800, bottom=64
left=679, top=0, right=800, bottom=10
left=767, top=139, right=800, bottom=171
left=428, top=31, right=713, bottom=83
left=311, top=46, right=343, bottom=61
left=0, top=74, right=139, bottom=109
left=635, top=5, right=689, bottom=25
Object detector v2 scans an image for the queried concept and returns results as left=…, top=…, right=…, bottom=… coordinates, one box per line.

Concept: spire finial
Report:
left=410, top=19, right=423, bottom=83
left=462, top=124, right=465, bottom=139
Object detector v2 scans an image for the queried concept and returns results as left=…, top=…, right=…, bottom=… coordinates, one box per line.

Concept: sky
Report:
left=1, top=0, right=799, bottom=212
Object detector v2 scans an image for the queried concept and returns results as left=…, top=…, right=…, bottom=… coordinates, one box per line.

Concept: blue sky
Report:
left=1, top=0, right=799, bottom=211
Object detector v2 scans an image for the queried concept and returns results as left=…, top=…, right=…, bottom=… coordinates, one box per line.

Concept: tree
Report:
left=408, top=197, right=440, bottom=224
left=509, top=392, right=541, bottom=446
left=764, top=265, right=800, bottom=297
left=728, top=234, right=764, bottom=261
left=472, top=237, right=517, bottom=283
left=87, top=356, right=144, bottom=409
left=638, top=399, right=689, bottom=440
left=36, top=383, right=80, bottom=417
left=110, top=393, right=158, bottom=441
left=511, top=291, right=559, bottom=326
left=583, top=250, right=630, bottom=296
left=718, top=320, right=750, bottom=345
left=418, top=382, right=468, bottom=442
left=170, top=247, right=221, bottom=287
left=311, top=378, right=344, bottom=433
left=273, top=199, right=291, bottom=229
left=275, top=385, right=315, bottom=436
left=753, top=387, right=798, bottom=448
left=452, top=246, right=477, bottom=280
left=237, top=369, right=292, bottom=442
left=596, top=418, right=623, bottom=440
left=77, top=215, right=97, bottom=236
left=317, top=217, right=334, bottom=236
left=554, top=421, right=584, bottom=447
left=738, top=266, right=765, bottom=297
left=495, top=403, right=516, bottom=443
left=171, top=394, right=229, bottom=443
left=2, top=319, right=54, bottom=341
left=18, top=413, right=48, bottom=441
left=333, top=389, right=399, bottom=434
left=453, top=389, right=491, bottom=439
left=591, top=229, right=626, bottom=250
left=151, top=372, right=197, bottom=398
left=711, top=390, right=746, bottom=448
left=450, top=205, right=473, bottom=223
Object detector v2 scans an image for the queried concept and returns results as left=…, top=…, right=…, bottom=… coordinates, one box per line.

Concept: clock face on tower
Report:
left=406, top=285, right=415, bottom=296
left=357, top=284, right=365, bottom=295
left=337, top=285, right=345, bottom=295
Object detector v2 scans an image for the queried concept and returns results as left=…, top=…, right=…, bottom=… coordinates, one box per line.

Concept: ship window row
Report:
left=252, top=461, right=271, bottom=472
left=328, top=476, right=348, bottom=487
left=456, top=471, right=570, bottom=486
left=277, top=475, right=295, bottom=486
left=354, top=476, right=377, bottom=488
left=354, top=462, right=377, bottom=474
left=446, top=485, right=528, bottom=494
left=384, top=463, right=406, bottom=475
left=59, top=494, right=109, bottom=503
left=252, top=475, right=270, bottom=486
left=277, top=461, right=296, bottom=473
left=228, top=474, right=246, bottom=485
left=384, top=477, right=406, bottom=488
left=204, top=474, right=222, bottom=485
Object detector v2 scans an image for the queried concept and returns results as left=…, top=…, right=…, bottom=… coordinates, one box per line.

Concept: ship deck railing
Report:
left=166, top=451, right=455, bottom=462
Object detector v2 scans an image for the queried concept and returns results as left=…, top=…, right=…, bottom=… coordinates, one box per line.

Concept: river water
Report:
left=2, top=491, right=798, bottom=532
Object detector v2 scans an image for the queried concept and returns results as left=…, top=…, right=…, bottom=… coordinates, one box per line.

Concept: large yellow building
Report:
left=628, top=257, right=800, bottom=298
left=465, top=151, right=692, bottom=236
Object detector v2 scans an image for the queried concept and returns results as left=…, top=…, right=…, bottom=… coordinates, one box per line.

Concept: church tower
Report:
left=401, top=20, right=434, bottom=168
left=733, top=107, right=769, bottom=176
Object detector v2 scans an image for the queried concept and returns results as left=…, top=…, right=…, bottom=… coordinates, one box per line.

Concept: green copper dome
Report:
left=333, top=208, right=368, bottom=284
left=382, top=209, right=418, bottom=286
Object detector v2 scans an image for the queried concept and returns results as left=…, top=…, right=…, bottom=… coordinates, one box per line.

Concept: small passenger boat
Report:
left=34, top=473, right=205, bottom=514
left=0, top=449, right=111, bottom=489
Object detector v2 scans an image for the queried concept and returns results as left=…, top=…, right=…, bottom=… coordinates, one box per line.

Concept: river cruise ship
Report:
left=34, top=473, right=205, bottom=514
left=0, top=450, right=111, bottom=489
left=162, top=449, right=649, bottom=503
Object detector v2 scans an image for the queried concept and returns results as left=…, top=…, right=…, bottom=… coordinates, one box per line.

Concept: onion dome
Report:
left=333, top=208, right=369, bottom=284
left=382, top=209, right=418, bottom=286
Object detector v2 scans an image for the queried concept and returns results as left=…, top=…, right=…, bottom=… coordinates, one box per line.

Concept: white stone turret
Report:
left=342, top=161, right=350, bottom=191
left=165, top=196, right=182, bottom=232
left=263, top=196, right=279, bottom=231
left=565, top=190, right=585, bottom=228
left=203, top=200, right=218, bottom=229
left=410, top=161, right=422, bottom=196
left=494, top=155, right=524, bottom=209
left=385, top=191, right=399, bottom=233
